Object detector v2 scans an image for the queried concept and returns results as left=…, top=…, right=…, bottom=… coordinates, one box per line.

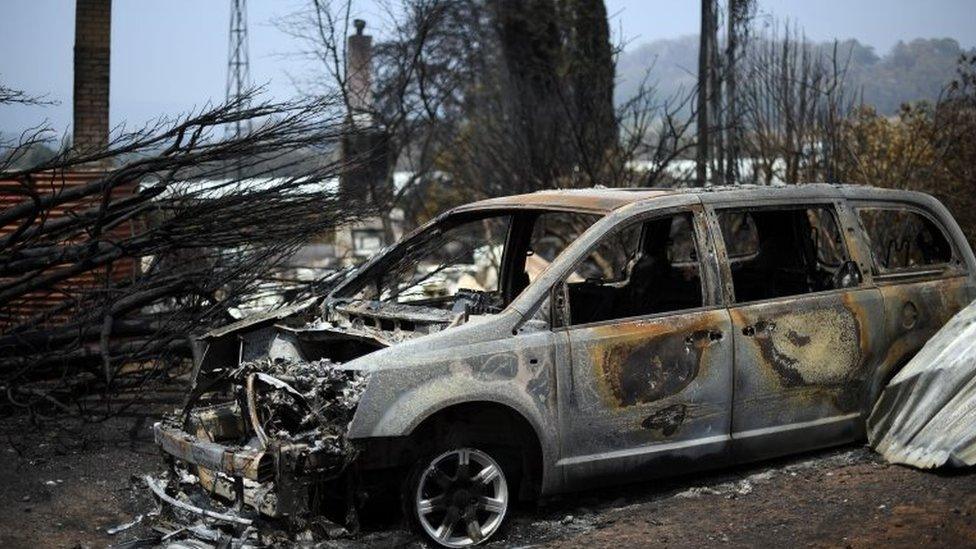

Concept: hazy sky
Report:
left=1, top=0, right=974, bottom=135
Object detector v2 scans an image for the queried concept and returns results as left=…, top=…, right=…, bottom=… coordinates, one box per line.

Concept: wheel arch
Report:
left=402, top=400, right=547, bottom=500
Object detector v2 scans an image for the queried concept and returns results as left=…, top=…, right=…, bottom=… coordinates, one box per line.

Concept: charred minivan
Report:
left=156, top=184, right=976, bottom=547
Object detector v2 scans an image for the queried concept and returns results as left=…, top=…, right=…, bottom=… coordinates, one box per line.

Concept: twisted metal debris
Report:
left=868, top=298, right=976, bottom=468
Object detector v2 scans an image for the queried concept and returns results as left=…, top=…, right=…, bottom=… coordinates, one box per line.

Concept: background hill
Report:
left=616, top=36, right=976, bottom=115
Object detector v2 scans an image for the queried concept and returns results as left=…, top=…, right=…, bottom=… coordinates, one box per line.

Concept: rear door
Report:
left=554, top=206, right=734, bottom=486
left=710, top=200, right=885, bottom=462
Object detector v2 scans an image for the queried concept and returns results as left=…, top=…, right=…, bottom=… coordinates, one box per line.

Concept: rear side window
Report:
left=718, top=212, right=759, bottom=260
left=858, top=208, right=953, bottom=272
left=717, top=206, right=852, bottom=303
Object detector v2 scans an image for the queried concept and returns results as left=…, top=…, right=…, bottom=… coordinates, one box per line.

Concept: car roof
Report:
left=450, top=183, right=927, bottom=215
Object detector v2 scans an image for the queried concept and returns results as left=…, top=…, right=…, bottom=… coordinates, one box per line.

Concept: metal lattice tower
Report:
left=226, top=0, right=251, bottom=138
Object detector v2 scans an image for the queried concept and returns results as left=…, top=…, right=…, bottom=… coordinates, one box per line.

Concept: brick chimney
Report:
left=346, top=19, right=372, bottom=116
left=73, top=0, right=111, bottom=154
left=339, top=19, right=391, bottom=213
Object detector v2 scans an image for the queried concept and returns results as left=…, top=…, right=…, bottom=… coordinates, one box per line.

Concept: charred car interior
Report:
left=152, top=185, right=976, bottom=547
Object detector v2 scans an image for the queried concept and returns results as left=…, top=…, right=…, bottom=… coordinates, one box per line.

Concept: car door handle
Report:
left=685, top=330, right=723, bottom=346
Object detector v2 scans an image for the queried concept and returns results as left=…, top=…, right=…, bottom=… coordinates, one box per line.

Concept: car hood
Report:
left=193, top=297, right=515, bottom=379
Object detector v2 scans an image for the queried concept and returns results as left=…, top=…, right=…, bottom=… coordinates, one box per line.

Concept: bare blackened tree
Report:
left=608, top=75, right=699, bottom=187
left=736, top=24, right=859, bottom=184
left=492, top=0, right=569, bottom=189
left=723, top=0, right=754, bottom=184
left=0, top=85, right=55, bottom=108
left=696, top=0, right=716, bottom=186
left=487, top=0, right=623, bottom=188
left=279, top=0, right=481, bottom=237
left=567, top=0, right=617, bottom=176
left=284, top=0, right=698, bottom=224
left=695, top=0, right=758, bottom=186
left=0, top=91, right=369, bottom=418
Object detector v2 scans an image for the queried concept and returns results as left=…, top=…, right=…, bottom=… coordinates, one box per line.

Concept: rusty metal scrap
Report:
left=154, top=422, right=272, bottom=482
left=145, top=474, right=254, bottom=526
left=868, top=298, right=976, bottom=468
left=238, top=357, right=367, bottom=468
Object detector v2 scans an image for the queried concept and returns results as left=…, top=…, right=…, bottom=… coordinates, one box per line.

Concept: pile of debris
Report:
left=137, top=472, right=352, bottom=547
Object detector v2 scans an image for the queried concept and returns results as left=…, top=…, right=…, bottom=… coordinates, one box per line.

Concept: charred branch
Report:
left=0, top=91, right=372, bottom=418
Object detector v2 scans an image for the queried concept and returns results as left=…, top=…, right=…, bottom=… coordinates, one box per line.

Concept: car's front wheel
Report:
left=404, top=446, right=510, bottom=547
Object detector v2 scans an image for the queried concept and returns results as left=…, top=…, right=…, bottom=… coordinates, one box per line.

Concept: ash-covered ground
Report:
left=2, top=413, right=975, bottom=548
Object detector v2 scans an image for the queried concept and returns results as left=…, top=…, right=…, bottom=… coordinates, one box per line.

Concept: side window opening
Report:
left=344, top=209, right=606, bottom=317
left=717, top=206, right=852, bottom=303
left=858, top=208, right=953, bottom=273
left=719, top=211, right=759, bottom=261
left=525, top=212, right=602, bottom=283
left=561, top=213, right=704, bottom=326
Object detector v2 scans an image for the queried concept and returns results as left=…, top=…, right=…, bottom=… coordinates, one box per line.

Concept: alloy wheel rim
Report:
left=415, top=447, right=508, bottom=547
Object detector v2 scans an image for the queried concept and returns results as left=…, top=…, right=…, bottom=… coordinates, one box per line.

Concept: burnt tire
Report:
left=402, top=443, right=514, bottom=547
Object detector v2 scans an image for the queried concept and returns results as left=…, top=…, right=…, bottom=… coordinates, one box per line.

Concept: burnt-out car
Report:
left=155, top=184, right=976, bottom=547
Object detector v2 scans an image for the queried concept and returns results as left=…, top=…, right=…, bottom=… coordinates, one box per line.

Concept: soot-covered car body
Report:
left=155, top=184, right=976, bottom=547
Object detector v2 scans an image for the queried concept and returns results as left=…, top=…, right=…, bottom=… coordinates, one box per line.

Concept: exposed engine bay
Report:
left=155, top=357, right=365, bottom=513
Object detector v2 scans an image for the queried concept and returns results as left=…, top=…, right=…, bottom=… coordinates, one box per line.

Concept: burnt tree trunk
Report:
left=494, top=0, right=569, bottom=190
left=568, top=0, right=617, bottom=176
left=725, top=0, right=749, bottom=185
left=492, top=0, right=617, bottom=189
left=696, top=0, right=715, bottom=186
left=709, top=0, right=723, bottom=187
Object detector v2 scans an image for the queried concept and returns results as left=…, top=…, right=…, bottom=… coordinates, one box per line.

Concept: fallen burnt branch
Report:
left=0, top=90, right=374, bottom=419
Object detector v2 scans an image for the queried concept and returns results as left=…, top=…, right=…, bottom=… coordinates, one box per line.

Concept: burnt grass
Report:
left=1, top=412, right=975, bottom=548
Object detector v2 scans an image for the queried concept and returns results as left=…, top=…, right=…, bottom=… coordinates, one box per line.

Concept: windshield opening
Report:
left=335, top=209, right=603, bottom=314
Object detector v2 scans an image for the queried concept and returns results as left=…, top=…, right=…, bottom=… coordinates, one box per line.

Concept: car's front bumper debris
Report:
left=152, top=358, right=367, bottom=520
left=154, top=422, right=273, bottom=482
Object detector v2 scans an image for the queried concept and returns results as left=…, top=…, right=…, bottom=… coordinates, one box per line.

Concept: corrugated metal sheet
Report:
left=868, top=298, right=976, bottom=468
left=0, top=170, right=138, bottom=329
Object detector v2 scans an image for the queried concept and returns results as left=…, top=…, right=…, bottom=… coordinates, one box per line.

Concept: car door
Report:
left=711, top=201, right=885, bottom=463
left=554, top=206, right=734, bottom=487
